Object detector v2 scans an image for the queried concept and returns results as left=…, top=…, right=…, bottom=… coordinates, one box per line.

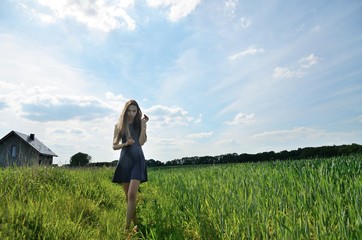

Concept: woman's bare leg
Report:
left=122, top=183, right=130, bottom=229
left=122, top=183, right=130, bottom=201
left=124, top=180, right=140, bottom=229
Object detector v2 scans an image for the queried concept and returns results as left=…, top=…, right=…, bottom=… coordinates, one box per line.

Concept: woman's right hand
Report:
left=125, top=138, right=135, bottom=146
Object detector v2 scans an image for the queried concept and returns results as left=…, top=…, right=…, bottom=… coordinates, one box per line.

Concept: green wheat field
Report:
left=1, top=155, right=361, bottom=239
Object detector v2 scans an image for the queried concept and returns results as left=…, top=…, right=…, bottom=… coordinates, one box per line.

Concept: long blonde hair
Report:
left=113, top=100, right=142, bottom=144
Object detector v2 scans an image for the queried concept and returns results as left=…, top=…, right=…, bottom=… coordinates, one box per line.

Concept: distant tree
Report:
left=146, top=159, right=164, bottom=167
left=147, top=159, right=156, bottom=167
left=70, top=152, right=91, bottom=167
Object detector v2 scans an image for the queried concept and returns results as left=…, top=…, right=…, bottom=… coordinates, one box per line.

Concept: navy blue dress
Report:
left=112, top=124, right=148, bottom=183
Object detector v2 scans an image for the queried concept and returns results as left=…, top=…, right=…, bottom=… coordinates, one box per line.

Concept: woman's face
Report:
left=127, top=105, right=138, bottom=122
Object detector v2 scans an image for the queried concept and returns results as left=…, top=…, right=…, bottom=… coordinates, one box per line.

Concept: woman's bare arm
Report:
left=139, top=115, right=148, bottom=145
left=113, top=125, right=123, bottom=150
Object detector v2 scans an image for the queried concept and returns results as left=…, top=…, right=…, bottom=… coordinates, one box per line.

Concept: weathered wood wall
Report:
left=0, top=135, right=52, bottom=167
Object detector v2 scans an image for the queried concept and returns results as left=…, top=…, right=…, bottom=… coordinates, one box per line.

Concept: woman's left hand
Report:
left=142, top=114, right=149, bottom=122
left=141, top=114, right=149, bottom=130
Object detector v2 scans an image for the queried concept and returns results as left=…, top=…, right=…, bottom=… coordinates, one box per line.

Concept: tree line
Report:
left=146, top=143, right=362, bottom=167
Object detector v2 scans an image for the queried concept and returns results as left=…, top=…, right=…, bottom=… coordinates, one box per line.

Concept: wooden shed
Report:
left=0, top=131, right=57, bottom=167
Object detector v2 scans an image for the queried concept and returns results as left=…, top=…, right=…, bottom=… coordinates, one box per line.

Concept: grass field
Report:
left=0, top=155, right=361, bottom=239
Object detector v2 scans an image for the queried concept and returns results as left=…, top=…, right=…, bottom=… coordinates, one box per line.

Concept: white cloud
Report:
left=238, top=17, right=251, bottom=28
left=224, top=0, right=238, bottom=17
left=358, top=116, right=362, bottom=123
left=273, top=67, right=304, bottom=79
left=105, top=92, right=128, bottom=110
left=187, top=132, right=213, bottom=139
left=146, top=0, right=201, bottom=22
left=145, top=104, right=200, bottom=127
left=105, top=92, right=127, bottom=102
left=224, top=112, right=255, bottom=125
left=228, top=47, right=264, bottom=61
left=147, top=104, right=188, bottom=115
left=298, top=54, right=319, bottom=68
left=0, top=80, right=20, bottom=90
left=23, top=0, right=136, bottom=32
left=223, top=0, right=251, bottom=29
left=20, top=94, right=113, bottom=122
left=34, top=12, right=56, bottom=24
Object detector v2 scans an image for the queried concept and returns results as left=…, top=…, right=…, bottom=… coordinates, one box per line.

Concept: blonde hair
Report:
left=113, top=100, right=142, bottom=144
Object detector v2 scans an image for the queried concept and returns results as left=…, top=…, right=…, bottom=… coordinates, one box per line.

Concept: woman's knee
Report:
left=128, top=190, right=137, bottom=202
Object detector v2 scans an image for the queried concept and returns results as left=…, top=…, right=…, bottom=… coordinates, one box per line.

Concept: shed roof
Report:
left=0, top=131, right=58, bottom=157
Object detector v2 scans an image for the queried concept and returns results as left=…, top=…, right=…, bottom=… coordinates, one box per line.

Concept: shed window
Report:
left=11, top=145, right=17, bottom=157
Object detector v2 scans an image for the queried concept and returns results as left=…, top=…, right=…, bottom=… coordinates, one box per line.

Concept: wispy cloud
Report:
left=152, top=137, right=197, bottom=147
left=0, top=34, right=90, bottom=93
left=216, top=138, right=239, bottom=146
left=224, top=0, right=238, bottom=17
left=273, top=67, right=304, bottom=79
left=237, top=17, right=251, bottom=28
left=187, top=132, right=213, bottom=139
left=254, top=127, right=314, bottom=140
left=48, top=127, right=88, bottom=137
left=29, top=9, right=56, bottom=24
left=224, top=113, right=255, bottom=125
left=146, top=0, right=201, bottom=22
left=252, top=127, right=355, bottom=142
left=298, top=54, right=319, bottom=68
left=224, top=0, right=251, bottom=29
left=228, top=47, right=264, bottom=61
left=273, top=53, right=319, bottom=79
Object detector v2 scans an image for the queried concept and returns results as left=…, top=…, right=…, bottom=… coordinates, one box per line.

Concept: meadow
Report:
left=0, top=155, right=361, bottom=239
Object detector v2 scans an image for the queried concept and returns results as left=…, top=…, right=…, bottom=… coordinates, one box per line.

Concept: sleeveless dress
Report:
left=112, top=124, right=148, bottom=183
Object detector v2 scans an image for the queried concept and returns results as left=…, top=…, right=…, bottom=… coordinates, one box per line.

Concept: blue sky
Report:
left=0, top=0, right=361, bottom=165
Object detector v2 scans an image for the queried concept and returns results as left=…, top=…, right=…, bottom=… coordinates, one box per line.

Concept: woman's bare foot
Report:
left=126, top=225, right=138, bottom=240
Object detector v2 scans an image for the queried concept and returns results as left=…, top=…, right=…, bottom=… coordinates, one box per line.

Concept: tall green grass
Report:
left=140, top=155, right=362, bottom=239
left=1, top=155, right=361, bottom=239
left=0, top=167, right=127, bottom=239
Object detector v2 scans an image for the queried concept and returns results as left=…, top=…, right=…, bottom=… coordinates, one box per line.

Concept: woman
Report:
left=112, top=99, right=148, bottom=231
